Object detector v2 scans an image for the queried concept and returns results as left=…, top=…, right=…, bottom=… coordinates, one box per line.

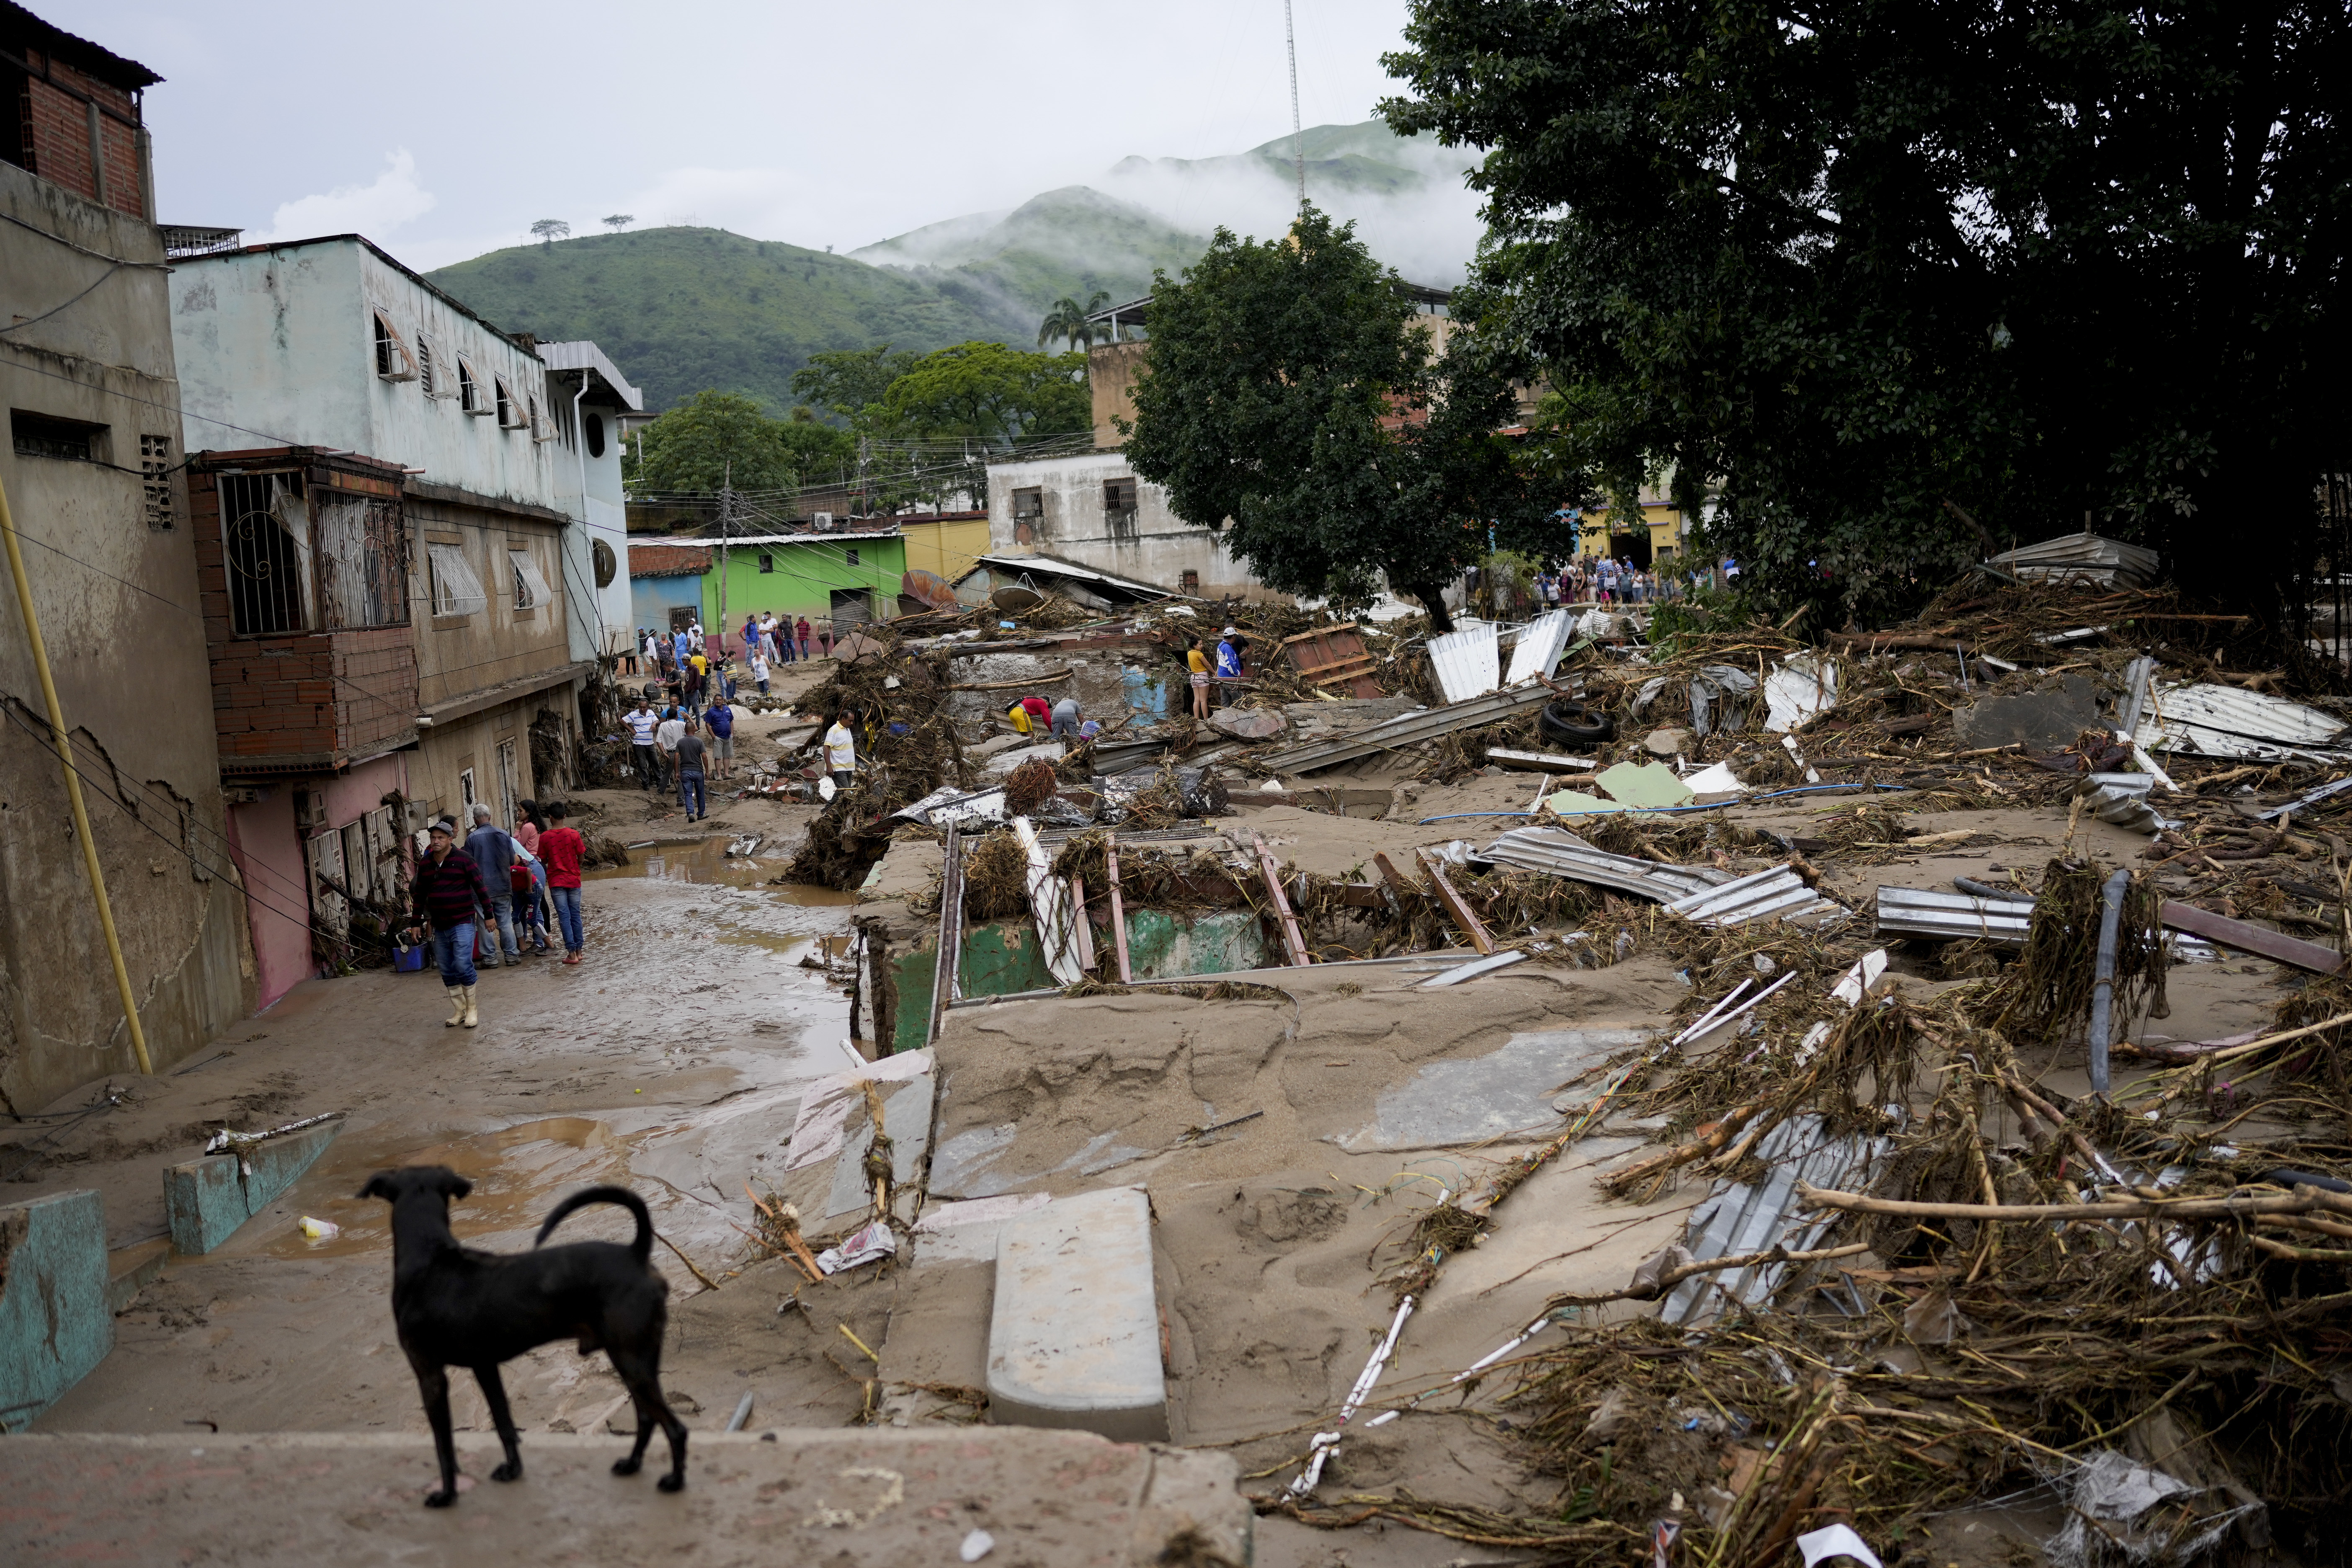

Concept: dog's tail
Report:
left=534, top=1185, right=654, bottom=1266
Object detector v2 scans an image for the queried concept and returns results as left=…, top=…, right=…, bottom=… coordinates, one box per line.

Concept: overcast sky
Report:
left=55, top=0, right=1435, bottom=272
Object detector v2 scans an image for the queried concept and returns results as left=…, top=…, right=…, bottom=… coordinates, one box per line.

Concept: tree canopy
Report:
left=623, top=390, right=808, bottom=493
left=873, top=340, right=1088, bottom=446
left=1122, top=206, right=1550, bottom=631
left=790, top=346, right=918, bottom=423
left=1383, top=0, right=2352, bottom=631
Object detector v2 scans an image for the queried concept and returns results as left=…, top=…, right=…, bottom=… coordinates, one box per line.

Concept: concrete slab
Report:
left=1953, top=674, right=2100, bottom=750
left=0, top=1429, right=1251, bottom=1566
left=162, top=1119, right=344, bottom=1254
left=0, top=1189, right=111, bottom=1432
left=1333, top=1028, right=1649, bottom=1153
left=988, top=1186, right=1169, bottom=1443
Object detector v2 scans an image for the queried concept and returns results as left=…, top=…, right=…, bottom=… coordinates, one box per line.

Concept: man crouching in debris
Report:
left=407, top=819, right=491, bottom=1029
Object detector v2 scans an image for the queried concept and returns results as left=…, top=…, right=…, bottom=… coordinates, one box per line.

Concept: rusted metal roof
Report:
left=627, top=542, right=711, bottom=578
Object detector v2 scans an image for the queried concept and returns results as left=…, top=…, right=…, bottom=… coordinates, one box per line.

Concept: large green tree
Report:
left=1383, top=0, right=2352, bottom=633
left=789, top=345, right=918, bottom=423
left=875, top=340, right=1089, bottom=445
left=1122, top=207, right=1550, bottom=631
left=622, top=390, right=804, bottom=493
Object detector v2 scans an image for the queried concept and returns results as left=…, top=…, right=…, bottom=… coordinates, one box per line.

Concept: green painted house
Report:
left=696, top=529, right=908, bottom=650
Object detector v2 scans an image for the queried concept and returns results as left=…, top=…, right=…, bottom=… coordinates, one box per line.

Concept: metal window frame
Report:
left=427, top=542, right=488, bottom=617
left=509, top=549, right=552, bottom=611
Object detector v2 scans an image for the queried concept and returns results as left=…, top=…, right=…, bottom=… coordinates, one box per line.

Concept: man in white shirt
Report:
left=749, top=648, right=770, bottom=695
left=823, top=709, right=856, bottom=792
left=656, top=708, right=689, bottom=807
left=626, top=699, right=660, bottom=792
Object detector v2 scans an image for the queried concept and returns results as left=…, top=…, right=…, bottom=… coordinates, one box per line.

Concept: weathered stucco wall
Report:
left=985, top=453, right=1271, bottom=601
left=171, top=239, right=570, bottom=515
left=0, top=162, right=250, bottom=1109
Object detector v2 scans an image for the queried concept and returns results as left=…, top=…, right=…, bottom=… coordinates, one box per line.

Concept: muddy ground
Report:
left=8, top=668, right=2313, bottom=1565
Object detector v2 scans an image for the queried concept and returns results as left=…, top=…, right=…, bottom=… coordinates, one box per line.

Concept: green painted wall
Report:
left=889, top=910, right=1270, bottom=1055
left=701, top=536, right=908, bottom=633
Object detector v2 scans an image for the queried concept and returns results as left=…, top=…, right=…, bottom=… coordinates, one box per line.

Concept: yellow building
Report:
left=897, top=511, right=992, bottom=587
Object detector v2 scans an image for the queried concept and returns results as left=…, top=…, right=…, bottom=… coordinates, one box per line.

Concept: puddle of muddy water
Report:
left=241, top=1116, right=642, bottom=1261
left=587, top=836, right=857, bottom=900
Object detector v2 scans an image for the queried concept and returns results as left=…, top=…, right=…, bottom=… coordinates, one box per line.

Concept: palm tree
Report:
left=1037, top=291, right=1117, bottom=352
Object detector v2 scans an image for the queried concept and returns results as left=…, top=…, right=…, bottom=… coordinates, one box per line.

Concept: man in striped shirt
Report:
left=406, top=819, right=490, bottom=1029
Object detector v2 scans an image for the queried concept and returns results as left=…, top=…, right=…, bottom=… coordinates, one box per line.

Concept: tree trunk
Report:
left=1400, top=578, right=1455, bottom=635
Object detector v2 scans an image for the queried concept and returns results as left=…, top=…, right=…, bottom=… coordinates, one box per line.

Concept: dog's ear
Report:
left=357, top=1171, right=397, bottom=1202
left=433, top=1168, right=474, bottom=1202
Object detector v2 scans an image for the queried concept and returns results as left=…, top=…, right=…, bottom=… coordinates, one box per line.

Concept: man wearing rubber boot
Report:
left=407, top=820, right=490, bottom=1028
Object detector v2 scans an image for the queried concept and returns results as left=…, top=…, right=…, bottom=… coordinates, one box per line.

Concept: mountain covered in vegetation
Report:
left=424, top=121, right=1478, bottom=413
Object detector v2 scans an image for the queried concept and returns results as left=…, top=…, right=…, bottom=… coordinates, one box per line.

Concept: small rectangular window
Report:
left=141, top=433, right=173, bottom=528
left=427, top=542, right=487, bottom=616
left=510, top=549, right=551, bottom=610
left=846, top=547, right=860, bottom=567
left=758, top=553, right=774, bottom=574
left=1179, top=569, right=1200, bottom=595
left=1011, top=487, right=1044, bottom=519
left=372, top=310, right=418, bottom=382
left=459, top=767, right=477, bottom=807
left=495, top=379, right=524, bottom=428
left=1104, top=478, right=1138, bottom=513
left=11, top=410, right=103, bottom=461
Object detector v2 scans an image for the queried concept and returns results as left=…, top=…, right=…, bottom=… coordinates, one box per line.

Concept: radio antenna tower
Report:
left=1285, top=0, right=1305, bottom=209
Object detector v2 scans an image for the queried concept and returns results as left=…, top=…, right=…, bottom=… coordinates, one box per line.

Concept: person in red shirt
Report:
left=1018, top=694, right=1052, bottom=731
left=538, top=800, right=588, bottom=964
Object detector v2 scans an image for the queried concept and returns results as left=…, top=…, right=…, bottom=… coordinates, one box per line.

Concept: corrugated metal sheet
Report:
left=1991, top=530, right=2160, bottom=589
left=1876, top=886, right=2035, bottom=944
left=1428, top=623, right=1501, bottom=704
left=2135, top=681, right=2351, bottom=762
left=1479, top=827, right=1731, bottom=902
left=1662, top=865, right=1845, bottom=927
left=1260, top=684, right=1554, bottom=774
left=1502, top=610, right=1573, bottom=687
left=1660, top=1114, right=1887, bottom=1326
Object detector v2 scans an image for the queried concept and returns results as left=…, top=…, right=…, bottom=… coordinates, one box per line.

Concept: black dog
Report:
left=359, top=1166, right=688, bottom=1506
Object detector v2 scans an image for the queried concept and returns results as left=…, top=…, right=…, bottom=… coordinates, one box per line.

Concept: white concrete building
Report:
left=983, top=450, right=1267, bottom=601
left=537, top=340, right=646, bottom=659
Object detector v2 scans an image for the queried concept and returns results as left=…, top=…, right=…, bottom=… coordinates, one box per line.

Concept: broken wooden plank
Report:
left=1417, top=848, right=1496, bottom=955
left=926, top=825, right=966, bottom=1047
left=1068, top=875, right=1099, bottom=972
left=1016, top=817, right=1087, bottom=986
left=1251, top=830, right=1312, bottom=967
left=1105, top=833, right=1134, bottom=985
left=1486, top=747, right=1601, bottom=774
left=2162, top=900, right=2343, bottom=975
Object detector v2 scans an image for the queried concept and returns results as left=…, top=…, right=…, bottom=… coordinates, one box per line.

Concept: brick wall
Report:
left=190, top=465, right=420, bottom=767
left=15, top=51, right=145, bottom=219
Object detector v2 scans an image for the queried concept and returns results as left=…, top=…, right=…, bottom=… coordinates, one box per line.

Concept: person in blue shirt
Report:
left=672, top=628, right=691, bottom=671
left=1214, top=627, right=1243, bottom=704
left=462, top=805, right=521, bottom=968
left=704, top=694, right=736, bottom=781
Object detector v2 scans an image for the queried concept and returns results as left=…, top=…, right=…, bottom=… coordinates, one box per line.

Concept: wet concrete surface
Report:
left=20, top=845, right=866, bottom=1436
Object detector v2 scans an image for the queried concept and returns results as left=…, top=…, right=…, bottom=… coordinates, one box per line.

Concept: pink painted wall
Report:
left=224, top=791, right=312, bottom=1009
left=318, top=754, right=408, bottom=830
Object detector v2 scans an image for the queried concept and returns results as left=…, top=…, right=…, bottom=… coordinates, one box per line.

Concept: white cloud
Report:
left=255, top=150, right=436, bottom=245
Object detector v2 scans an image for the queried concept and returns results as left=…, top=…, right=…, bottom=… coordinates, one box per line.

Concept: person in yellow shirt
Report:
left=1186, top=639, right=1211, bottom=720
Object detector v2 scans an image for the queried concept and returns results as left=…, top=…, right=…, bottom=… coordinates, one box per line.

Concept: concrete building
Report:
left=170, top=236, right=595, bottom=1007
left=0, top=8, right=251, bottom=1108
left=983, top=451, right=1262, bottom=602
left=627, top=527, right=910, bottom=656
left=537, top=340, right=646, bottom=660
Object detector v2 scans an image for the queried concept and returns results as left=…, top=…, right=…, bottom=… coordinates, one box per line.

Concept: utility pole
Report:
left=1286, top=0, right=1305, bottom=209
left=717, top=463, right=732, bottom=660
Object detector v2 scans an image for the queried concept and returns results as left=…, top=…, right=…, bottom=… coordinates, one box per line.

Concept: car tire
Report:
left=1539, top=700, right=1615, bottom=747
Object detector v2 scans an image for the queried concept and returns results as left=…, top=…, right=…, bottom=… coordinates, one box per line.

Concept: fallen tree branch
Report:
left=1796, top=1182, right=2352, bottom=1224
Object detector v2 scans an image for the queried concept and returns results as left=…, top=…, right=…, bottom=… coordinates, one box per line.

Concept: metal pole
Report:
left=0, top=475, right=152, bottom=1073
left=717, top=470, right=730, bottom=663
left=1285, top=0, right=1305, bottom=209
left=2086, top=868, right=2131, bottom=1096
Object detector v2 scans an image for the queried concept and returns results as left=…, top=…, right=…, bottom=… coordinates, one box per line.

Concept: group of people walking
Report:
left=1539, top=556, right=1678, bottom=607
left=625, top=691, right=738, bottom=820
left=405, top=799, right=589, bottom=1029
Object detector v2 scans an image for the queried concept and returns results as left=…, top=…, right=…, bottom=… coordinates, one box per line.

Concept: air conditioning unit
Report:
left=812, top=511, right=833, bottom=530
left=294, top=788, right=328, bottom=833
